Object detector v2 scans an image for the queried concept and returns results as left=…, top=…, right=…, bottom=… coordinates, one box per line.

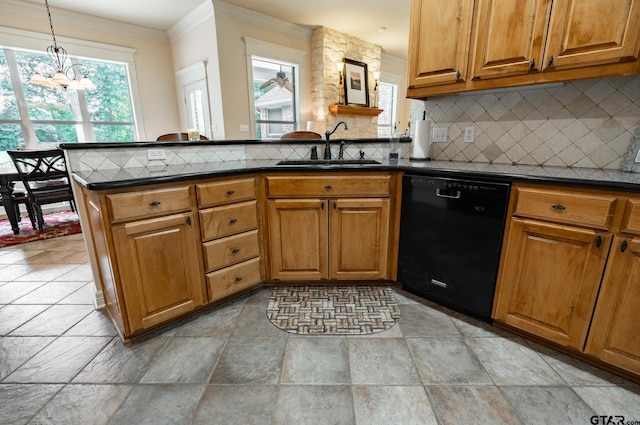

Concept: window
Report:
left=377, top=81, right=398, bottom=137
left=244, top=37, right=305, bottom=140
left=251, top=57, right=296, bottom=139
left=0, top=46, right=137, bottom=164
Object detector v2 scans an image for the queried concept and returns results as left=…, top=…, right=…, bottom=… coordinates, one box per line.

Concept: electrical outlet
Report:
left=147, top=149, right=166, bottom=160
left=432, top=127, right=447, bottom=143
left=239, top=124, right=249, bottom=133
left=464, top=127, right=475, bottom=143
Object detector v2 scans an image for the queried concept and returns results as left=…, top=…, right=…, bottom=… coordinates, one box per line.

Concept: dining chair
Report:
left=0, top=184, right=36, bottom=231
left=156, top=133, right=209, bottom=141
left=8, top=149, right=76, bottom=233
left=281, top=131, right=322, bottom=139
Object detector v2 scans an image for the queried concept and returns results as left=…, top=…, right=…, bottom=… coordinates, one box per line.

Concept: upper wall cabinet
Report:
left=407, top=0, right=474, bottom=88
left=407, top=0, right=640, bottom=98
left=471, top=0, right=551, bottom=79
left=544, top=0, right=640, bottom=71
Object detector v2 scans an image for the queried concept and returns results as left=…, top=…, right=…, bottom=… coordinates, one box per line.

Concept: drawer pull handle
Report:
left=231, top=248, right=240, bottom=254
left=621, top=240, right=628, bottom=253
left=551, top=204, right=566, bottom=211
left=595, top=236, right=602, bottom=248
left=226, top=190, right=236, bottom=195
left=324, top=185, right=333, bottom=190
left=229, top=218, right=238, bottom=224
left=235, top=277, right=243, bottom=282
left=149, top=201, right=161, bottom=207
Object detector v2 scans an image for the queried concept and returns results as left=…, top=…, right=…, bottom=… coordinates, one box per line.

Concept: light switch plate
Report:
left=432, top=127, right=447, bottom=143
left=239, top=124, right=249, bottom=133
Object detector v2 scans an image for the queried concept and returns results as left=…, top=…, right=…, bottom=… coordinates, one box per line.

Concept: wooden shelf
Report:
left=329, top=104, right=383, bottom=117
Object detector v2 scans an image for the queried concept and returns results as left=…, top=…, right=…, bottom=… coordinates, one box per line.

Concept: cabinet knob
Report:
left=456, top=70, right=461, bottom=80
left=548, top=56, right=554, bottom=67
left=321, top=201, right=325, bottom=210
left=149, top=201, right=161, bottom=207
left=235, top=277, right=243, bottom=282
left=595, top=235, right=602, bottom=248
left=621, top=239, right=628, bottom=252
left=229, top=218, right=238, bottom=224
left=529, top=59, right=535, bottom=70
left=231, top=248, right=240, bottom=254
left=551, top=204, right=566, bottom=211
left=186, top=217, right=192, bottom=226
left=324, top=185, right=333, bottom=190
left=226, top=190, right=235, bottom=195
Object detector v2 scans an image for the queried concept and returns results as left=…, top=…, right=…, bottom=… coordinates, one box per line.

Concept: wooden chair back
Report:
left=281, top=131, right=322, bottom=139
left=156, top=133, right=208, bottom=141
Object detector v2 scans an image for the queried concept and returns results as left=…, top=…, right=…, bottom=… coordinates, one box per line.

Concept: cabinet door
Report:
left=267, top=199, right=328, bottom=280
left=329, top=198, right=390, bottom=280
left=113, top=212, right=204, bottom=333
left=472, top=0, right=551, bottom=78
left=586, top=237, right=640, bottom=375
left=407, top=0, right=474, bottom=88
left=544, top=0, right=640, bottom=70
left=493, top=218, right=611, bottom=348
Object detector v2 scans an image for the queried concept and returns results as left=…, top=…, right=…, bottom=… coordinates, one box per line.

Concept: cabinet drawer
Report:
left=206, top=257, right=261, bottom=302
left=266, top=175, right=391, bottom=197
left=200, top=200, right=258, bottom=241
left=203, top=229, right=260, bottom=272
left=197, top=177, right=256, bottom=208
left=514, top=187, right=617, bottom=229
left=107, top=187, right=192, bottom=223
left=621, top=199, right=640, bottom=235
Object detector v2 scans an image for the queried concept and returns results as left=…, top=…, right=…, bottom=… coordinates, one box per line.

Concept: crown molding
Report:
left=213, top=0, right=312, bottom=40
left=167, top=1, right=214, bottom=42
left=0, top=0, right=168, bottom=43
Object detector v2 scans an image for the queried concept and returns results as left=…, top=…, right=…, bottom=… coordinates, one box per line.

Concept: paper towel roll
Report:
left=411, top=119, right=432, bottom=160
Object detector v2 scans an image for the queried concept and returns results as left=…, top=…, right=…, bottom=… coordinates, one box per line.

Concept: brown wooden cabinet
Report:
left=265, top=173, right=399, bottom=281
left=407, top=0, right=640, bottom=97
left=494, top=183, right=640, bottom=377
left=105, top=185, right=206, bottom=338
left=493, top=217, right=611, bottom=348
left=112, top=211, right=204, bottom=332
left=407, top=0, right=474, bottom=88
left=196, top=177, right=262, bottom=302
left=585, top=200, right=640, bottom=375
left=330, top=198, right=390, bottom=280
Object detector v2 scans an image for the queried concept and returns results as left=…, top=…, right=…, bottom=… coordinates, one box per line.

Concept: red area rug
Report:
left=0, top=210, right=82, bottom=248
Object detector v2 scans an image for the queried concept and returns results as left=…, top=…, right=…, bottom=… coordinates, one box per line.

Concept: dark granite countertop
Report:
left=71, top=158, right=640, bottom=193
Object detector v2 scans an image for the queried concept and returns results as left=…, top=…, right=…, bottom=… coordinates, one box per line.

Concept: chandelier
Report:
left=28, top=0, right=95, bottom=90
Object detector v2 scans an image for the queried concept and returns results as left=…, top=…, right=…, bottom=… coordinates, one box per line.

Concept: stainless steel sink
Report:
left=277, top=159, right=381, bottom=166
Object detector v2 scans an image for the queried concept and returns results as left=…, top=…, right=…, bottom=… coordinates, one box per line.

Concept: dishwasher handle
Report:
left=435, top=188, right=462, bottom=199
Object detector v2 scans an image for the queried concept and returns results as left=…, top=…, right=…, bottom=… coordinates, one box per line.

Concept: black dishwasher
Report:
left=397, top=175, right=510, bottom=322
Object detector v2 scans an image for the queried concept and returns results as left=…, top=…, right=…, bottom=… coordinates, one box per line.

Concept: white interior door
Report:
left=183, top=79, right=211, bottom=139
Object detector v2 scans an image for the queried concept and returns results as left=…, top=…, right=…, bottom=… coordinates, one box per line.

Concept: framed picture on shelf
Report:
left=343, top=58, right=369, bottom=107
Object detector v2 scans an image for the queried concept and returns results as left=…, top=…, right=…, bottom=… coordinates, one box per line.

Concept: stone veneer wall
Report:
left=310, top=27, right=382, bottom=138
left=410, top=75, right=640, bottom=170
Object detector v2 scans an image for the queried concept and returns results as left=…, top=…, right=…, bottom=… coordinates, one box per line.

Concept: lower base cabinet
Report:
left=112, top=212, right=205, bottom=332
left=585, top=236, right=640, bottom=374
left=493, top=218, right=611, bottom=349
left=267, top=198, right=390, bottom=280
left=494, top=183, right=640, bottom=379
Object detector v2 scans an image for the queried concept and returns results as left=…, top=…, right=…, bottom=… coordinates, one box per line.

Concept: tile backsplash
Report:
left=411, top=75, right=640, bottom=169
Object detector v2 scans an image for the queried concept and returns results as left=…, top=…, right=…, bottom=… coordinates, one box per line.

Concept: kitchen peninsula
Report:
left=62, top=139, right=640, bottom=382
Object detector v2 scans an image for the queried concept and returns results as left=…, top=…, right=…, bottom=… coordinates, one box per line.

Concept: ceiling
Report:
left=25, top=0, right=411, bottom=59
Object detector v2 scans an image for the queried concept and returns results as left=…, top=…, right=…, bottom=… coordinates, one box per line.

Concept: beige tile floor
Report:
left=1, top=234, right=640, bottom=424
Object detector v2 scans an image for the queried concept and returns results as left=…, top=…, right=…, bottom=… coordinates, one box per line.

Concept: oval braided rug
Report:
left=266, top=285, right=400, bottom=335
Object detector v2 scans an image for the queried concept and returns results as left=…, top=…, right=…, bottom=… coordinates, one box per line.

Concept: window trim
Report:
left=0, top=25, right=146, bottom=141
left=244, top=37, right=306, bottom=139
left=377, top=72, right=401, bottom=137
